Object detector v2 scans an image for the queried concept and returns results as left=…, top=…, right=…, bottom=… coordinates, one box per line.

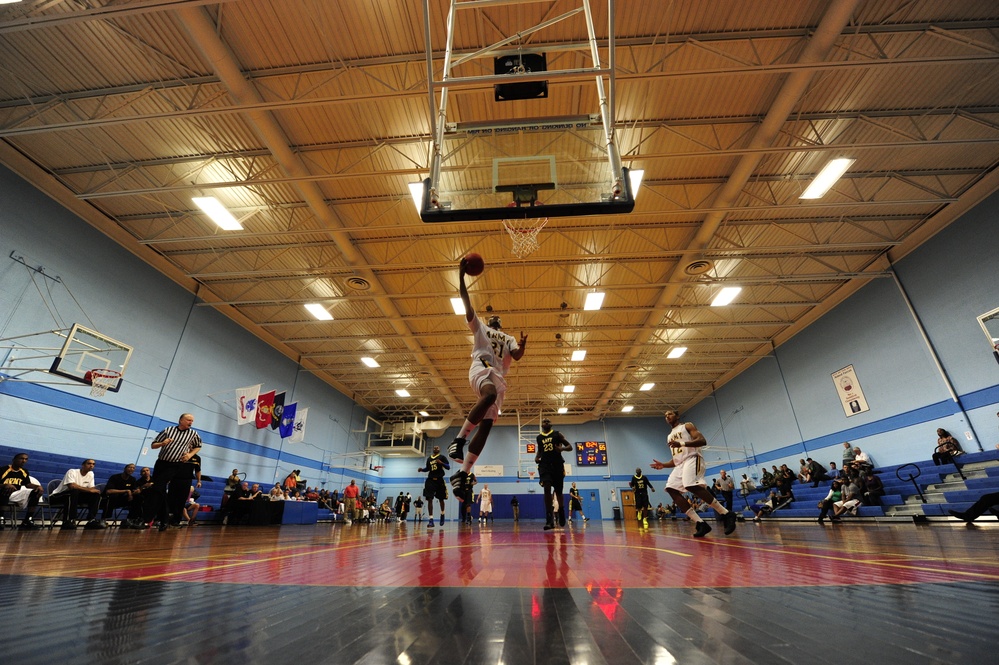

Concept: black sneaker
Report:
left=723, top=511, right=737, bottom=535
left=543, top=522, right=556, bottom=530
left=19, top=519, right=40, bottom=531
left=948, top=509, right=971, bottom=522
left=84, top=520, right=106, bottom=530
left=693, top=521, right=712, bottom=538
left=450, top=470, right=467, bottom=500
left=60, top=520, right=77, bottom=530
left=448, top=437, right=466, bottom=463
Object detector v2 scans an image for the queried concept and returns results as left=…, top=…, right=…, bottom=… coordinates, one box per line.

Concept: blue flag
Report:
left=279, top=402, right=298, bottom=438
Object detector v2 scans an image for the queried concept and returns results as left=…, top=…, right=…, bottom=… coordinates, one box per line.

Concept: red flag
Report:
left=255, top=390, right=275, bottom=429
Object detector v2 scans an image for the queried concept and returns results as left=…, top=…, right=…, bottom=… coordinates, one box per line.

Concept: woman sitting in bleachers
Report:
left=933, top=429, right=963, bottom=466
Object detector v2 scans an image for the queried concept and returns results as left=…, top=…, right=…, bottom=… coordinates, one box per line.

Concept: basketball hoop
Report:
left=528, top=470, right=536, bottom=485
left=503, top=218, right=547, bottom=258
left=87, top=369, right=121, bottom=398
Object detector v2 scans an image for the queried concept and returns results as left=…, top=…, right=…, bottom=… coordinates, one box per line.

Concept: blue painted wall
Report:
left=3, top=162, right=999, bottom=519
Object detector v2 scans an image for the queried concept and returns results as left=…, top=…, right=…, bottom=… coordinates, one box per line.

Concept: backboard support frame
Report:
left=419, top=0, right=633, bottom=223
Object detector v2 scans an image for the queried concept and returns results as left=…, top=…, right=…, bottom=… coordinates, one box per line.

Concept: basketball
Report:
left=464, top=252, right=485, bottom=276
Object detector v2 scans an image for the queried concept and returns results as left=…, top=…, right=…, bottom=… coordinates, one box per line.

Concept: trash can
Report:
left=612, top=506, right=622, bottom=521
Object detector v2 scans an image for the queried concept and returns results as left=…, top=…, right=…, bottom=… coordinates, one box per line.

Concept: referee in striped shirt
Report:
left=150, top=413, right=202, bottom=530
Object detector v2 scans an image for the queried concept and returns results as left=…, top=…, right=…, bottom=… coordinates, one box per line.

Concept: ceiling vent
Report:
left=683, top=259, right=714, bottom=276
left=345, top=277, right=371, bottom=291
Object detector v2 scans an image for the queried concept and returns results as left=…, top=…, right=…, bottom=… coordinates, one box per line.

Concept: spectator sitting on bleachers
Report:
left=842, top=441, right=856, bottom=467
left=268, top=485, right=284, bottom=500
left=832, top=477, right=863, bottom=518
left=806, top=458, right=830, bottom=487
left=933, top=429, right=963, bottom=466
left=1, top=452, right=44, bottom=530
left=862, top=469, right=885, bottom=505
left=817, top=479, right=844, bottom=524
left=50, top=459, right=105, bottom=530
left=827, top=461, right=840, bottom=480
left=797, top=459, right=809, bottom=484
left=758, top=469, right=775, bottom=490
left=849, top=447, right=873, bottom=474
left=749, top=487, right=794, bottom=522
left=655, top=503, right=667, bottom=520
left=739, top=474, right=755, bottom=497
left=305, top=487, right=319, bottom=501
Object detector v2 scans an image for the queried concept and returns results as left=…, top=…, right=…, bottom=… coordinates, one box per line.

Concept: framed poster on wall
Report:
left=832, top=365, right=869, bottom=417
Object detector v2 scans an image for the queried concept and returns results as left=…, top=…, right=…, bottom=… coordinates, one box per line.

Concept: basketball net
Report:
left=502, top=218, right=547, bottom=258
left=528, top=470, right=536, bottom=484
left=88, top=369, right=121, bottom=398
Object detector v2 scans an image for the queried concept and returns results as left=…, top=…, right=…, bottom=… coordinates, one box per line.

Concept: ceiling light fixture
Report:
left=557, top=407, right=568, bottom=414
left=571, top=349, right=586, bottom=361
left=800, top=158, right=855, bottom=199
left=419, top=410, right=430, bottom=417
left=192, top=196, right=242, bottom=230
left=361, top=357, right=379, bottom=368
left=303, top=303, right=333, bottom=321
left=667, top=347, right=687, bottom=359
left=583, top=292, right=605, bottom=311
left=621, top=405, right=634, bottom=413
left=640, top=382, right=655, bottom=391
left=408, top=182, right=424, bottom=211
left=450, top=297, right=465, bottom=315
left=628, top=169, right=644, bottom=198
left=395, top=389, right=410, bottom=397
left=711, top=287, right=741, bottom=307
left=563, top=385, right=575, bottom=393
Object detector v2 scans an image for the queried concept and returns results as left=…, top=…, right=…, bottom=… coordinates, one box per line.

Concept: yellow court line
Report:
left=398, top=541, right=691, bottom=559
left=663, top=534, right=999, bottom=581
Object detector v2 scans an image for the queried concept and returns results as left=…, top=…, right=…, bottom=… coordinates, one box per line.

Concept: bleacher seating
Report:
left=735, top=448, right=999, bottom=522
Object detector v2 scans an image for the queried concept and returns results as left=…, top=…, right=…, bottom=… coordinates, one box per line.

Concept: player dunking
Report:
left=448, top=257, right=527, bottom=492
left=536, top=418, right=573, bottom=530
left=651, top=410, right=737, bottom=538
left=418, top=445, right=450, bottom=528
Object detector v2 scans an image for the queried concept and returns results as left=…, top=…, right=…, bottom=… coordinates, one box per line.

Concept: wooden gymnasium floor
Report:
left=1, top=518, right=997, bottom=665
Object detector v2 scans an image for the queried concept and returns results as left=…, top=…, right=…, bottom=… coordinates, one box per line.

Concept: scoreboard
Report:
left=575, top=441, right=608, bottom=466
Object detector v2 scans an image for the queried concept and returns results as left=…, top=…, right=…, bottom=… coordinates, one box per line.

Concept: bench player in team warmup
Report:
left=651, top=410, right=737, bottom=538
left=448, top=256, right=527, bottom=492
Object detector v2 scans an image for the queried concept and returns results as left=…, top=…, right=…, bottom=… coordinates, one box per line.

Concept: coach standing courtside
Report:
left=150, top=413, right=203, bottom=530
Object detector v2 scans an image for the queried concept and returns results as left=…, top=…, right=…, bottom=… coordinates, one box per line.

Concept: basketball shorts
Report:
left=666, top=455, right=706, bottom=492
left=634, top=491, right=651, bottom=510
left=538, top=464, right=564, bottom=487
left=468, top=361, right=507, bottom=421
left=569, top=497, right=582, bottom=511
left=424, top=478, right=448, bottom=502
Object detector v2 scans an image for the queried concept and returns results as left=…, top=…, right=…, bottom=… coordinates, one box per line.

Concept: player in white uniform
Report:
left=651, top=410, right=737, bottom=538
left=448, top=256, right=527, bottom=494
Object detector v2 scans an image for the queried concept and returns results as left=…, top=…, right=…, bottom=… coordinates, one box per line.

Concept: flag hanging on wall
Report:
left=271, top=392, right=286, bottom=430
left=290, top=407, right=308, bottom=442
left=255, top=390, right=275, bottom=429
left=234, top=384, right=261, bottom=426
left=279, top=402, right=298, bottom=438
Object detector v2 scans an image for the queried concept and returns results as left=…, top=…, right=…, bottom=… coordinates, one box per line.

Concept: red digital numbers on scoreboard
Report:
left=575, top=441, right=608, bottom=466
left=526, top=443, right=536, bottom=454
